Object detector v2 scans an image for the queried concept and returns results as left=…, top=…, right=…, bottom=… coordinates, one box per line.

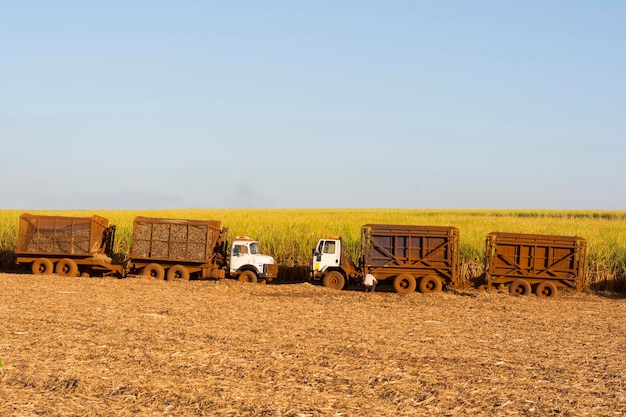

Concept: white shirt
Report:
left=363, top=273, right=377, bottom=286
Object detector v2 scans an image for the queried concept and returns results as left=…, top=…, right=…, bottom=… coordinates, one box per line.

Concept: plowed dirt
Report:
left=1, top=273, right=625, bottom=416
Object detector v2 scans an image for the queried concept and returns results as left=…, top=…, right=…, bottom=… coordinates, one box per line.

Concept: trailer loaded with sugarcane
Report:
left=15, top=213, right=124, bottom=277
left=14, top=213, right=277, bottom=282
left=128, top=216, right=278, bottom=282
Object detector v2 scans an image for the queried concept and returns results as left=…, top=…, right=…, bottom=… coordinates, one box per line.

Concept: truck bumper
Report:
left=310, top=270, right=323, bottom=280
left=202, top=267, right=226, bottom=279
left=260, top=263, right=279, bottom=280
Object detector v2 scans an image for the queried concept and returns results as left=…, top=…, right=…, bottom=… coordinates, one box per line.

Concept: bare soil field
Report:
left=1, top=273, right=625, bottom=417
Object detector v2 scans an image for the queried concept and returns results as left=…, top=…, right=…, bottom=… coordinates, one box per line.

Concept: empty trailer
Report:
left=311, top=224, right=460, bottom=293
left=485, top=232, right=587, bottom=298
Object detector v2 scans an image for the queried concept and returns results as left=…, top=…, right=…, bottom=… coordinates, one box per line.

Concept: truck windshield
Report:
left=250, top=242, right=260, bottom=254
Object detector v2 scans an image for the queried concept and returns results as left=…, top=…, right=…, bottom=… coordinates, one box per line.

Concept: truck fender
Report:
left=237, top=265, right=260, bottom=275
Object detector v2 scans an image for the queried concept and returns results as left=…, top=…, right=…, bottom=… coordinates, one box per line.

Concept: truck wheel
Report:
left=56, top=258, right=79, bottom=277
left=143, top=263, right=165, bottom=280
left=509, top=279, right=531, bottom=296
left=32, top=258, right=54, bottom=275
left=167, top=265, right=190, bottom=281
left=238, top=270, right=258, bottom=283
left=419, top=275, right=443, bottom=293
left=323, top=271, right=345, bottom=290
left=393, top=274, right=416, bottom=294
left=535, top=281, right=558, bottom=298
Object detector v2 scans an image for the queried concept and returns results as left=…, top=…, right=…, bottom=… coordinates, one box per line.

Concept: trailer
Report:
left=15, top=213, right=124, bottom=277
left=311, top=224, right=460, bottom=293
left=129, top=216, right=278, bottom=282
left=484, top=232, right=587, bottom=298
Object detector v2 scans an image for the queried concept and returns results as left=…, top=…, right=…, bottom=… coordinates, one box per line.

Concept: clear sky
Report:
left=1, top=1, right=624, bottom=210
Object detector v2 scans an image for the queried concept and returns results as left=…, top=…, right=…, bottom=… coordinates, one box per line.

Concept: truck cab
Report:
left=229, top=237, right=278, bottom=282
left=312, top=238, right=341, bottom=277
left=311, top=237, right=359, bottom=290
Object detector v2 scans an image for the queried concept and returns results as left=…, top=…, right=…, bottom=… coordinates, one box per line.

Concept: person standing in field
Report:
left=363, top=273, right=378, bottom=292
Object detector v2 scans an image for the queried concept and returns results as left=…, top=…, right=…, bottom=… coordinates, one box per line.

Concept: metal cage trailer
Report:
left=129, top=216, right=228, bottom=281
left=15, top=213, right=124, bottom=277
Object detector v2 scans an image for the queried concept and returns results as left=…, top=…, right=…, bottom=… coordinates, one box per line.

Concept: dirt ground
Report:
left=1, top=273, right=625, bottom=417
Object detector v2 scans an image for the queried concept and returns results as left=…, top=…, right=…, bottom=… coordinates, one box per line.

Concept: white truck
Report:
left=129, top=216, right=278, bottom=282
left=312, top=224, right=460, bottom=293
left=228, top=236, right=278, bottom=282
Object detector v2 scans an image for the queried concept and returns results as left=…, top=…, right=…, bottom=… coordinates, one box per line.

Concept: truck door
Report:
left=230, top=243, right=250, bottom=273
left=314, top=240, right=341, bottom=273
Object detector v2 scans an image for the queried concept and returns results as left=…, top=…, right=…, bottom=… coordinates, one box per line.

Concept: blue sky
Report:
left=1, top=1, right=624, bottom=210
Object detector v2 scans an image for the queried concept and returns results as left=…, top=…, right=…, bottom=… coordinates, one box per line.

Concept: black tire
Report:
left=143, top=263, right=165, bottom=280
left=323, top=271, right=345, bottom=290
left=167, top=264, right=190, bottom=281
left=55, top=258, right=79, bottom=277
left=32, top=258, right=54, bottom=275
left=419, top=275, right=443, bottom=293
left=535, top=281, right=558, bottom=298
left=509, top=279, right=532, bottom=296
left=393, top=274, right=417, bottom=294
left=238, top=270, right=258, bottom=283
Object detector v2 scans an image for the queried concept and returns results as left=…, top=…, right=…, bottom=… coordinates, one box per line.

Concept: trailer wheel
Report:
left=32, top=258, right=54, bottom=275
left=393, top=274, right=417, bottom=294
left=167, top=265, right=190, bottom=281
left=535, top=281, right=558, bottom=298
left=323, top=271, right=345, bottom=290
left=56, top=258, right=78, bottom=277
left=143, top=263, right=165, bottom=280
left=419, top=275, right=443, bottom=293
left=238, top=270, right=258, bottom=283
left=509, top=279, right=532, bottom=296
